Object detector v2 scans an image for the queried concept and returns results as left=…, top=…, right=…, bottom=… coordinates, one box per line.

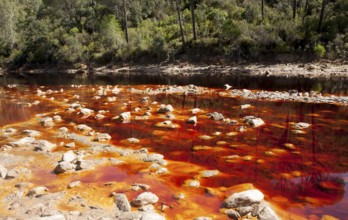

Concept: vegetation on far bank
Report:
left=0, top=0, right=347, bottom=68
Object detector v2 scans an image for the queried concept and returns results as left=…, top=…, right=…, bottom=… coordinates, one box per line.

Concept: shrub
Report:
left=314, top=44, right=326, bottom=58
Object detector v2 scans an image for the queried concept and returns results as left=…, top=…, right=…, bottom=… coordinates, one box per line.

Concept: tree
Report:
left=191, top=0, right=197, bottom=40
left=0, top=0, right=19, bottom=51
left=293, top=0, right=297, bottom=19
left=175, top=0, right=185, bottom=47
left=261, top=0, right=265, bottom=20
left=317, top=0, right=328, bottom=33
left=123, top=0, right=129, bottom=43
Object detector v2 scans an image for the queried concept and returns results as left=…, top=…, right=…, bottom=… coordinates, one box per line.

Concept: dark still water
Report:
left=1, top=71, right=348, bottom=94
left=0, top=83, right=347, bottom=219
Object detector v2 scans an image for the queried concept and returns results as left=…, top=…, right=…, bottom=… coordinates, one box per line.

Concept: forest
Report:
left=0, top=0, right=347, bottom=68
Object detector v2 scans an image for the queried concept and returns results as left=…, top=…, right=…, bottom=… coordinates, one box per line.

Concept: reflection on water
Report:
left=1, top=72, right=348, bottom=94
left=1, top=84, right=348, bottom=219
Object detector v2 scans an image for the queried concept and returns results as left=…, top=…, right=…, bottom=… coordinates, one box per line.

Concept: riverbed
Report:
left=1, top=81, right=347, bottom=219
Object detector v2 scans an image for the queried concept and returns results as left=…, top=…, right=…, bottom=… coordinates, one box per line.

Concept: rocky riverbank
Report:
left=2, top=61, right=348, bottom=80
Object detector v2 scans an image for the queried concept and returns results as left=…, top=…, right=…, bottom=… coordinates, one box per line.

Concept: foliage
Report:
left=0, top=0, right=346, bottom=67
left=314, top=44, right=326, bottom=58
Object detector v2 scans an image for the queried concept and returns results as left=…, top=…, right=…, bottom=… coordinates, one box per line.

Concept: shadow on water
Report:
left=1, top=72, right=348, bottom=95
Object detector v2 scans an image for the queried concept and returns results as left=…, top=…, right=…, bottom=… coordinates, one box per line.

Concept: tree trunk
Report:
left=302, top=0, right=309, bottom=22
left=175, top=0, right=185, bottom=47
left=191, top=0, right=197, bottom=40
left=123, top=0, right=129, bottom=43
left=317, top=0, right=327, bottom=33
left=293, top=0, right=297, bottom=19
left=261, top=0, right=265, bottom=20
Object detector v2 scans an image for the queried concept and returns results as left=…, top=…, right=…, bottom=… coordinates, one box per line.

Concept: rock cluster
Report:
left=113, top=192, right=165, bottom=220
left=223, top=189, right=280, bottom=220
left=54, top=151, right=91, bottom=174
left=228, top=89, right=348, bottom=105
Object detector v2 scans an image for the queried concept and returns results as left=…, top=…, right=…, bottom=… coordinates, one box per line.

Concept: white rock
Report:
left=27, top=186, right=48, bottom=197
left=33, top=140, right=57, bottom=152
left=6, top=169, right=19, bottom=179
left=113, top=112, right=131, bottom=123
left=184, top=179, right=200, bottom=188
left=4, top=128, right=17, bottom=135
left=65, top=142, right=75, bottom=148
left=141, top=213, right=165, bottom=220
left=132, top=192, right=159, bottom=207
left=243, top=116, right=265, bottom=127
left=40, top=117, right=54, bottom=127
left=186, top=116, right=197, bottom=125
left=95, top=114, right=105, bottom=120
left=53, top=115, right=62, bottom=122
left=191, top=108, right=201, bottom=114
left=68, top=181, right=81, bottom=189
left=293, top=122, right=310, bottom=129
left=62, top=151, right=77, bottom=162
left=54, top=161, right=77, bottom=174
left=0, top=165, right=8, bottom=179
left=126, top=138, right=139, bottom=144
left=22, top=130, right=40, bottom=137
left=9, top=137, right=35, bottom=148
left=114, top=193, right=131, bottom=212
left=75, top=124, right=92, bottom=133
left=79, top=108, right=94, bottom=117
left=224, top=189, right=264, bottom=208
left=257, top=203, right=280, bottom=220
left=33, top=215, right=66, bottom=220
left=96, top=133, right=111, bottom=142
left=158, top=104, right=174, bottom=113
left=241, top=104, right=251, bottom=109
left=200, top=170, right=219, bottom=178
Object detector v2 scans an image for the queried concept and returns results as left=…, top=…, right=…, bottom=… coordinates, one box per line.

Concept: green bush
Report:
left=314, top=44, right=326, bottom=58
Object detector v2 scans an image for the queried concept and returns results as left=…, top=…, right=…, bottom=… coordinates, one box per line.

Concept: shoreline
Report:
left=1, top=61, right=348, bottom=80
